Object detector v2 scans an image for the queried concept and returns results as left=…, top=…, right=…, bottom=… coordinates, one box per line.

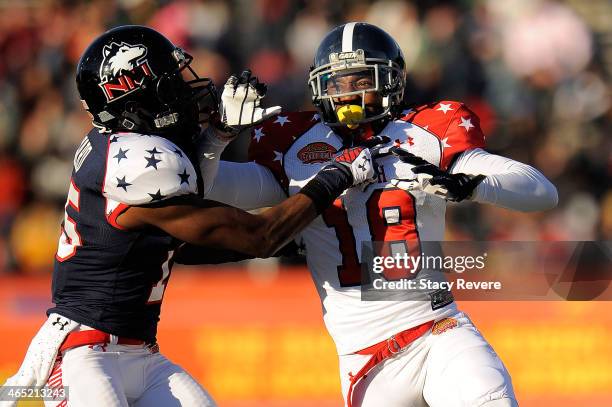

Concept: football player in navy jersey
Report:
left=2, top=25, right=382, bottom=407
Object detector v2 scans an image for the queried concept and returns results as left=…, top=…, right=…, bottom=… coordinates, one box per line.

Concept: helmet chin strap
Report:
left=117, top=106, right=198, bottom=137
left=118, top=103, right=156, bottom=133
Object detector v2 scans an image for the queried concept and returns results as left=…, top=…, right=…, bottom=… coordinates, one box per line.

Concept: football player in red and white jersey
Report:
left=206, top=23, right=558, bottom=407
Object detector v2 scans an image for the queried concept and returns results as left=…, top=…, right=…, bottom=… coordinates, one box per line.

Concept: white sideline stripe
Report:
left=342, top=22, right=356, bottom=52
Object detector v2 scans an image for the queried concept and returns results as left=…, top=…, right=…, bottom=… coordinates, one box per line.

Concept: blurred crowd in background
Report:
left=0, top=0, right=610, bottom=274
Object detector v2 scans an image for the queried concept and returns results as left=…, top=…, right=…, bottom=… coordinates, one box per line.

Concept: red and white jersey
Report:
left=246, top=101, right=485, bottom=354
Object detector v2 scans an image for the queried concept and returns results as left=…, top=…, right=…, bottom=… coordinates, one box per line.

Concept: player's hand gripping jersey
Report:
left=50, top=129, right=199, bottom=344
left=209, top=101, right=557, bottom=355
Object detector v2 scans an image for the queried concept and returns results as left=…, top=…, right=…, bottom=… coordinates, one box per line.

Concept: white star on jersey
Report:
left=274, top=115, right=291, bottom=126
left=459, top=117, right=474, bottom=131
left=312, top=113, right=320, bottom=121
left=253, top=127, right=265, bottom=142
left=273, top=151, right=283, bottom=162
left=441, top=137, right=452, bottom=149
left=437, top=103, right=453, bottom=114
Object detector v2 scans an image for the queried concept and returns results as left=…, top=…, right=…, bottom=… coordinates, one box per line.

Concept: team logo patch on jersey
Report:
left=98, top=42, right=155, bottom=102
left=431, top=318, right=458, bottom=335
left=298, top=142, right=336, bottom=164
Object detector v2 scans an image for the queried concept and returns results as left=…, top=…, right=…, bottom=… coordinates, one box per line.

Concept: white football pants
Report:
left=340, top=312, right=517, bottom=407
left=44, top=343, right=215, bottom=407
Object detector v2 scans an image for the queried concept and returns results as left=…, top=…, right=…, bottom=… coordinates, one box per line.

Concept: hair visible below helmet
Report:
left=76, top=25, right=218, bottom=136
left=308, top=22, right=406, bottom=127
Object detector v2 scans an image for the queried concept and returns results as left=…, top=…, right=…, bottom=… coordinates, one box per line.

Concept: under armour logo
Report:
left=358, top=157, right=370, bottom=172
left=52, top=317, right=69, bottom=331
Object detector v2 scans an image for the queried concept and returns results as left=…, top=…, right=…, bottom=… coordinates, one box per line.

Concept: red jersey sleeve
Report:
left=247, top=111, right=320, bottom=191
left=401, top=101, right=486, bottom=170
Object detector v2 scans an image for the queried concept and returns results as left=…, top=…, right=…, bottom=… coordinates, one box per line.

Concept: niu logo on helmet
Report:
left=98, top=42, right=155, bottom=102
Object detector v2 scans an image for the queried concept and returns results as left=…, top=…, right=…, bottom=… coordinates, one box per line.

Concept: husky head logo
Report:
left=100, top=42, right=146, bottom=80
left=98, top=42, right=155, bottom=102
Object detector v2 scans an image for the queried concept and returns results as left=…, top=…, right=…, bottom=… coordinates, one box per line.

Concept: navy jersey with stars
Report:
left=48, top=129, right=199, bottom=343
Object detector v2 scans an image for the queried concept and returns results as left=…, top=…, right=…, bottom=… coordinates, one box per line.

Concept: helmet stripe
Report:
left=342, top=22, right=357, bottom=52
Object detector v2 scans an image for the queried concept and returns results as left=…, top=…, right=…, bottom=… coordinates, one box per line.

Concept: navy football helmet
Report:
left=76, top=25, right=218, bottom=135
left=308, top=22, right=406, bottom=127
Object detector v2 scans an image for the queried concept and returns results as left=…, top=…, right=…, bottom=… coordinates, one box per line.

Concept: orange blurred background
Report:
left=1, top=266, right=610, bottom=407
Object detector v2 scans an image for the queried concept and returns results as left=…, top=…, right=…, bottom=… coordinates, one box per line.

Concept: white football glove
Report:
left=332, top=146, right=376, bottom=186
left=331, top=136, right=390, bottom=187
left=219, top=70, right=281, bottom=134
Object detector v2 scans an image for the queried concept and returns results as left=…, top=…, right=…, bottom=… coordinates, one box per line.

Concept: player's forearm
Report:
left=123, top=199, right=315, bottom=258
left=237, top=163, right=355, bottom=256
left=452, top=149, right=558, bottom=211
left=248, top=194, right=317, bottom=257
left=176, top=195, right=315, bottom=258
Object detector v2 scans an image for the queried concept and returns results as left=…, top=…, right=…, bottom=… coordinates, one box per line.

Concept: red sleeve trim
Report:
left=107, top=203, right=130, bottom=231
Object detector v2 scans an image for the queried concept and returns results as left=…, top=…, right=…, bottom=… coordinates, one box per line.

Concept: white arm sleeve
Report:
left=207, top=161, right=287, bottom=210
left=451, top=148, right=558, bottom=212
left=195, top=127, right=232, bottom=196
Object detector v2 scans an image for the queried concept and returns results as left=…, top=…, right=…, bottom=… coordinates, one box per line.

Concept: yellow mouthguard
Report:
left=336, top=105, right=364, bottom=129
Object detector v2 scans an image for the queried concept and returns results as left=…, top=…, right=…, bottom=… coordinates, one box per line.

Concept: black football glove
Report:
left=389, top=146, right=486, bottom=202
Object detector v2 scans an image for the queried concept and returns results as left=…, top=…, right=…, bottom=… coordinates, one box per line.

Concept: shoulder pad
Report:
left=399, top=101, right=486, bottom=170
left=103, top=133, right=198, bottom=205
left=248, top=111, right=320, bottom=190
